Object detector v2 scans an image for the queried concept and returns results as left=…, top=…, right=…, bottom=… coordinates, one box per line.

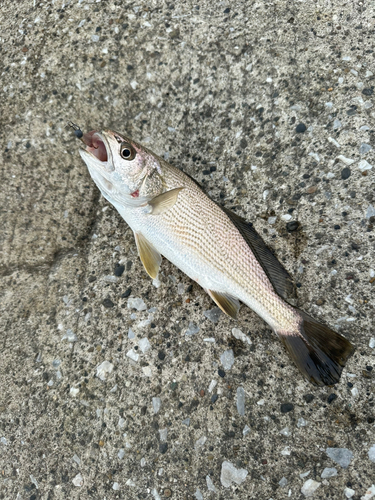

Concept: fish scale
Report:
left=131, top=168, right=298, bottom=332
left=77, top=127, right=354, bottom=386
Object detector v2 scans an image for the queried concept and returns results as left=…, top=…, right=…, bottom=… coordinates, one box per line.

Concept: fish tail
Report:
left=277, top=309, right=355, bottom=386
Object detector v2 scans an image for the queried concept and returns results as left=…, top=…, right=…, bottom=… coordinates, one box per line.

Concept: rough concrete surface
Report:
left=0, top=0, right=374, bottom=499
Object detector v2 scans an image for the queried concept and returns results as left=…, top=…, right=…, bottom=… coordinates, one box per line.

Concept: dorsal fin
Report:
left=221, top=207, right=295, bottom=300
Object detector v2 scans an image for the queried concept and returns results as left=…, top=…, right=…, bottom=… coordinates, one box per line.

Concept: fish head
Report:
left=79, top=129, right=164, bottom=206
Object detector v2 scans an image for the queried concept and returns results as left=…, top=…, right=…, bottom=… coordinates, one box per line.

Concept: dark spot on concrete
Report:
left=114, top=264, right=125, bottom=276
left=280, top=403, right=294, bottom=413
left=159, top=443, right=168, bottom=454
left=327, top=393, right=337, bottom=404
left=295, top=123, right=307, bottom=133
left=341, top=167, right=351, bottom=179
left=303, top=394, right=314, bottom=403
left=286, top=221, right=299, bottom=232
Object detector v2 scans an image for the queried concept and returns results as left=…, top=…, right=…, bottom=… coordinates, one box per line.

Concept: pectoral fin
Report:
left=206, top=289, right=240, bottom=319
left=134, top=232, right=162, bottom=279
left=148, top=187, right=184, bottom=215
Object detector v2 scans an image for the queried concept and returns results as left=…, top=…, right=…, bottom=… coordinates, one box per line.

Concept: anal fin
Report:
left=134, top=233, right=162, bottom=279
left=206, top=290, right=240, bottom=319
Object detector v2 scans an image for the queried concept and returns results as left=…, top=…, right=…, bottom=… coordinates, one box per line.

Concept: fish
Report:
left=74, top=126, right=354, bottom=386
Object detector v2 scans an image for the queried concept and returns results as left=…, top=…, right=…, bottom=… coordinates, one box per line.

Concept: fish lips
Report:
left=79, top=131, right=118, bottom=199
left=79, top=131, right=114, bottom=172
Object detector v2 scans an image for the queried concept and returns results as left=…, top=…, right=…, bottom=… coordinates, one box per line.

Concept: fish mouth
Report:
left=79, top=130, right=116, bottom=198
left=80, top=130, right=111, bottom=165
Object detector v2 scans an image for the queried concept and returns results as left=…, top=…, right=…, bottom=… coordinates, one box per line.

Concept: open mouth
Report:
left=81, top=130, right=108, bottom=162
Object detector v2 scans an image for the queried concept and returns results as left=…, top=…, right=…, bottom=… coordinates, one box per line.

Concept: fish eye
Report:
left=120, top=142, right=136, bottom=161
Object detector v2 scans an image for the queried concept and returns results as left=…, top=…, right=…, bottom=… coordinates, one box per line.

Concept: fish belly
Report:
left=119, top=203, right=296, bottom=333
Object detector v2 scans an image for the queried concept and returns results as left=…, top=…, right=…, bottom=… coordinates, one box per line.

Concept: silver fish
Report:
left=75, top=127, right=354, bottom=386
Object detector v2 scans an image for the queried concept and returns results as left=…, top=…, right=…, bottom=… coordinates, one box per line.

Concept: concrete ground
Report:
left=1, top=0, right=374, bottom=499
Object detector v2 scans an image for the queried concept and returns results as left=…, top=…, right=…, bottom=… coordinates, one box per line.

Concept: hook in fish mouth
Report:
left=68, top=122, right=109, bottom=163
left=67, top=121, right=83, bottom=139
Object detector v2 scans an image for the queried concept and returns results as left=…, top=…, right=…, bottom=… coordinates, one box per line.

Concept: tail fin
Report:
left=278, top=309, right=355, bottom=386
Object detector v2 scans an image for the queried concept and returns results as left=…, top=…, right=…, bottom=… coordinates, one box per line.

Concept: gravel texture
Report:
left=1, top=1, right=375, bottom=499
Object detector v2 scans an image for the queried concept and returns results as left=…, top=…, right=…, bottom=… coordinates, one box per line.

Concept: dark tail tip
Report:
left=279, top=310, right=355, bottom=386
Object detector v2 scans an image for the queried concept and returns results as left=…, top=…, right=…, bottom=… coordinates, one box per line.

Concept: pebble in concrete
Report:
left=220, top=461, right=248, bottom=488
left=326, top=448, right=353, bottom=469
left=203, top=307, right=221, bottom=323
left=96, top=361, right=114, bottom=380
left=321, top=467, right=337, bottom=478
left=127, top=297, right=147, bottom=311
left=368, top=445, right=375, bottom=462
left=72, top=473, right=83, bottom=487
left=220, top=349, right=234, bottom=370
left=236, top=387, right=245, bottom=415
left=206, top=475, right=217, bottom=492
left=301, top=479, right=321, bottom=497
left=152, top=397, right=161, bottom=414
